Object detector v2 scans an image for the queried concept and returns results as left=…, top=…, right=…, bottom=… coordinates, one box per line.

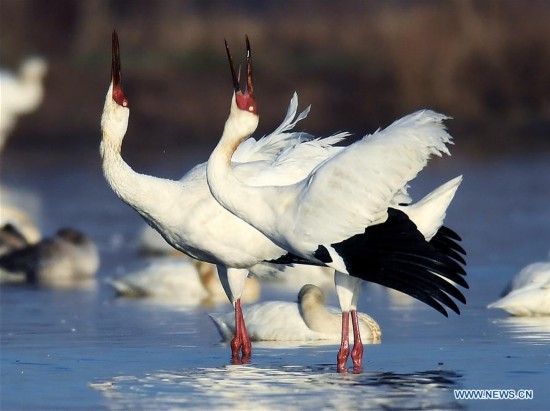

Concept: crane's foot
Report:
left=231, top=336, right=243, bottom=359
left=351, top=342, right=363, bottom=373
left=241, top=339, right=252, bottom=358
left=337, top=344, right=350, bottom=373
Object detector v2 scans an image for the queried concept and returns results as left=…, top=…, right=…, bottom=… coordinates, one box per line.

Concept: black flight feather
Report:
left=330, top=208, right=468, bottom=316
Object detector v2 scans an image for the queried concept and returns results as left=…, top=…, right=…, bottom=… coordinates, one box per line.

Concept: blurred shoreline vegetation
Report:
left=1, top=0, right=549, bottom=157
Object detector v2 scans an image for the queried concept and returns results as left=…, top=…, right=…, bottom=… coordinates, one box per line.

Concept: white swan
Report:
left=101, top=32, right=344, bottom=360
left=108, top=257, right=260, bottom=305
left=210, top=284, right=381, bottom=343
left=206, top=38, right=467, bottom=372
left=0, top=57, right=47, bottom=151
left=0, top=228, right=99, bottom=288
left=488, top=262, right=550, bottom=316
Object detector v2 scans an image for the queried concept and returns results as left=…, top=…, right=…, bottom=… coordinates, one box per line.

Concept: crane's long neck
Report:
left=206, top=108, right=276, bottom=235
left=101, top=136, right=143, bottom=208
left=100, top=102, right=178, bottom=231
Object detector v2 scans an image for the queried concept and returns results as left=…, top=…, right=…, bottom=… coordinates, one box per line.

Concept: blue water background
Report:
left=1, top=148, right=549, bottom=410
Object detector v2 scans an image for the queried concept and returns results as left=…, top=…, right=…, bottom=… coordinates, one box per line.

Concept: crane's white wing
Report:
left=290, top=110, right=453, bottom=247
left=232, top=92, right=313, bottom=163
left=231, top=91, right=349, bottom=187
left=237, top=134, right=348, bottom=187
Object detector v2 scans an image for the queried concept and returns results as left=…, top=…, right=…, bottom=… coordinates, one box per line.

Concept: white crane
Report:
left=210, top=284, right=381, bottom=343
left=206, top=38, right=468, bottom=372
left=0, top=57, right=47, bottom=152
left=101, top=32, right=345, bottom=361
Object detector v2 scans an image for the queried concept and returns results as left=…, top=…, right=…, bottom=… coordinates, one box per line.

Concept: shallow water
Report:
left=1, top=148, right=550, bottom=410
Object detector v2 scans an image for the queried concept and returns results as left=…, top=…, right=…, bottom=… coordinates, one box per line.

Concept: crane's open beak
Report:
left=225, top=36, right=254, bottom=99
left=225, top=36, right=257, bottom=114
left=111, top=30, right=129, bottom=108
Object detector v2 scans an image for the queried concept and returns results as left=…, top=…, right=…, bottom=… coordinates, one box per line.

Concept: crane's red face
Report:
left=225, top=36, right=258, bottom=115
left=111, top=30, right=129, bottom=108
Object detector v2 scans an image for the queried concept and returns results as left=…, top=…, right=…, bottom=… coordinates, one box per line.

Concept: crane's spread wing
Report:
left=231, top=92, right=349, bottom=187
left=290, top=110, right=453, bottom=248
left=240, top=134, right=348, bottom=187
left=232, top=92, right=313, bottom=163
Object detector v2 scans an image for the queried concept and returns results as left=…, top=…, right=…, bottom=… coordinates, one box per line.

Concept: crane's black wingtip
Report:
left=329, top=208, right=468, bottom=317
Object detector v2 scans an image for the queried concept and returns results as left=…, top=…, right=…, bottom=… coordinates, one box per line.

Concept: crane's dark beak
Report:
left=225, top=39, right=240, bottom=94
left=245, top=35, right=254, bottom=99
left=111, top=30, right=129, bottom=107
left=112, top=31, right=122, bottom=88
left=225, top=36, right=254, bottom=99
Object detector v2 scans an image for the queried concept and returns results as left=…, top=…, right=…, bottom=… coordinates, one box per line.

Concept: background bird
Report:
left=488, top=261, right=550, bottom=316
left=210, top=284, right=381, bottom=343
left=0, top=227, right=99, bottom=288
left=107, top=257, right=260, bottom=306
left=0, top=57, right=47, bottom=152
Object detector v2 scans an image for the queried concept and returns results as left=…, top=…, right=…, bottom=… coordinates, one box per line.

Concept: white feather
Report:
left=286, top=110, right=453, bottom=249
left=232, top=92, right=313, bottom=163
left=396, top=175, right=463, bottom=241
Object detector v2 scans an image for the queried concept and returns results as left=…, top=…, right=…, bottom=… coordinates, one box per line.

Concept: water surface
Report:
left=1, top=149, right=549, bottom=410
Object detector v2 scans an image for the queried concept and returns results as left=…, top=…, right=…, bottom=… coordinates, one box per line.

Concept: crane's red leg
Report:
left=350, top=309, right=364, bottom=373
left=231, top=299, right=251, bottom=363
left=238, top=299, right=252, bottom=358
left=231, top=300, right=243, bottom=360
left=337, top=311, right=350, bottom=373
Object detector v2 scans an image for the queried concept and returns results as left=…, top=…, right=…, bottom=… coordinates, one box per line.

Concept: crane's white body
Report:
left=0, top=57, right=47, bottom=151
left=207, top=107, right=456, bottom=271
left=207, top=103, right=464, bottom=313
left=101, top=88, right=344, bottom=304
left=210, top=284, right=381, bottom=342
left=488, top=262, right=550, bottom=316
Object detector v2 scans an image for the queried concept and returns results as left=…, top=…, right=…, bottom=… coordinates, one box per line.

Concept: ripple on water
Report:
left=492, top=317, right=550, bottom=345
left=89, top=364, right=464, bottom=410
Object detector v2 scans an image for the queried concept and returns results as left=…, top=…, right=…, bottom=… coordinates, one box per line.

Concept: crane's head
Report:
left=111, top=30, right=129, bottom=108
left=225, top=36, right=257, bottom=115
left=101, top=30, right=130, bottom=152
